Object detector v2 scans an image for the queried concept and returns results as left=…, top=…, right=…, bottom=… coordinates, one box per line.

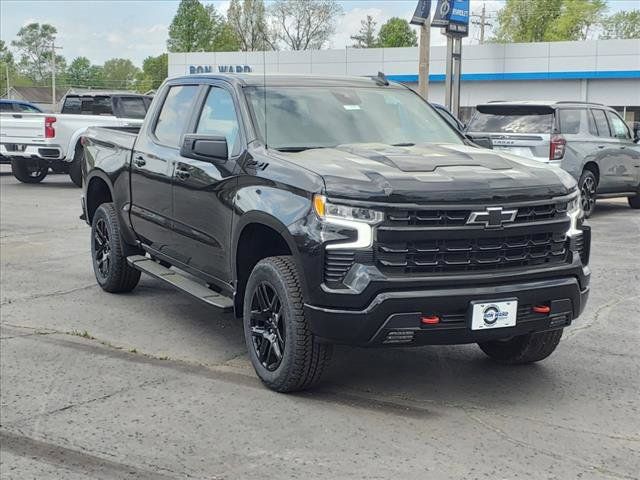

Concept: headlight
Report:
left=566, top=192, right=583, bottom=236
left=313, top=195, right=383, bottom=249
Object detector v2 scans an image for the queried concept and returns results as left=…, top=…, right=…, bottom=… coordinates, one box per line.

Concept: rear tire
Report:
left=69, top=146, right=83, bottom=187
left=579, top=170, right=597, bottom=218
left=628, top=194, right=640, bottom=209
left=10, top=158, right=48, bottom=183
left=243, top=256, right=332, bottom=392
left=91, top=203, right=142, bottom=293
left=478, top=329, right=563, bottom=365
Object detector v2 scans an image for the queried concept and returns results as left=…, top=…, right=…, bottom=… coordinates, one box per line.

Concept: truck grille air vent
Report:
left=324, top=251, right=355, bottom=286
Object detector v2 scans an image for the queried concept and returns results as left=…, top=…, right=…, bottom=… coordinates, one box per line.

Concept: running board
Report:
left=127, top=255, right=234, bottom=311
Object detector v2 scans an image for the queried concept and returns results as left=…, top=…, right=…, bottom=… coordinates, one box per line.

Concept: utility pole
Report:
left=5, top=64, right=9, bottom=98
left=50, top=41, right=62, bottom=111
left=471, top=3, right=492, bottom=44
left=418, top=23, right=430, bottom=100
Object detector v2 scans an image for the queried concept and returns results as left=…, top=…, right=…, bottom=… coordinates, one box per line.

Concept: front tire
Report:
left=10, top=158, right=48, bottom=183
left=91, top=203, right=142, bottom=293
left=243, top=256, right=332, bottom=392
left=478, top=329, right=563, bottom=365
left=579, top=170, right=597, bottom=218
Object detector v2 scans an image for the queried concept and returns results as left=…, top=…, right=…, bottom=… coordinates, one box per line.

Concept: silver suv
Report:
left=467, top=101, right=640, bottom=217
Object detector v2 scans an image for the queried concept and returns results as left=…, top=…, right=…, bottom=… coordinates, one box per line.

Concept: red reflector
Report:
left=532, top=305, right=551, bottom=314
left=421, top=315, right=440, bottom=325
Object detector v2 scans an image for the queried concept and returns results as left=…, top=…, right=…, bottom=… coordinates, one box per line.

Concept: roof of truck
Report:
left=170, top=73, right=405, bottom=88
left=480, top=100, right=607, bottom=108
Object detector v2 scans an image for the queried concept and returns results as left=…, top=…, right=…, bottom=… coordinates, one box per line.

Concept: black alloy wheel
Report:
left=93, top=217, right=111, bottom=281
left=249, top=282, right=286, bottom=371
left=579, top=170, right=597, bottom=217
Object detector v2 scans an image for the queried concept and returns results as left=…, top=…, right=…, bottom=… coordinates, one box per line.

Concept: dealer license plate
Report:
left=470, top=299, right=518, bottom=330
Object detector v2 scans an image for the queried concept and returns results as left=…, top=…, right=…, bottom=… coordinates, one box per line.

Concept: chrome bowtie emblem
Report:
left=467, top=207, right=517, bottom=228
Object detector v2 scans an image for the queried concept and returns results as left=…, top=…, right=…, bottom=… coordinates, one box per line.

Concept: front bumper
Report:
left=305, top=275, right=589, bottom=346
left=0, top=143, right=64, bottom=161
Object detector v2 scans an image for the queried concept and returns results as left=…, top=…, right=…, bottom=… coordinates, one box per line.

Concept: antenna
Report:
left=262, top=47, right=268, bottom=149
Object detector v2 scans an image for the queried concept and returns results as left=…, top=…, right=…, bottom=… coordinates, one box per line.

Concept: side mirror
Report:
left=180, top=134, right=228, bottom=163
left=465, top=134, right=493, bottom=150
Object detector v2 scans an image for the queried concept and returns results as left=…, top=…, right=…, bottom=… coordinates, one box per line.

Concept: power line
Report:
left=470, top=3, right=494, bottom=44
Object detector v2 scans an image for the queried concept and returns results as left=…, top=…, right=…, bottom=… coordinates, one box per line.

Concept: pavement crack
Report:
left=564, top=294, right=630, bottom=339
left=0, top=283, right=96, bottom=306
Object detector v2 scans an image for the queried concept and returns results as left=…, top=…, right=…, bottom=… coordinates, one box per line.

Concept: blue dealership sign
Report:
left=449, top=0, right=469, bottom=25
left=410, top=0, right=432, bottom=26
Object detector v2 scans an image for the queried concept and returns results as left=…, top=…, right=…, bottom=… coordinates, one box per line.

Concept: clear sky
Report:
left=1, top=0, right=637, bottom=67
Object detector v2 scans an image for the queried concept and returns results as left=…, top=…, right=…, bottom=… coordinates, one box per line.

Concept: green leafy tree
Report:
left=11, top=23, right=61, bottom=83
left=547, top=0, right=606, bottom=41
left=351, top=15, right=379, bottom=48
left=377, top=17, right=417, bottom=48
left=167, top=0, right=215, bottom=52
left=271, top=0, right=343, bottom=50
left=102, top=58, right=140, bottom=89
left=227, top=0, right=272, bottom=51
left=136, top=53, right=168, bottom=92
left=600, top=10, right=640, bottom=39
left=205, top=4, right=242, bottom=51
left=66, top=57, right=105, bottom=88
left=493, top=0, right=606, bottom=42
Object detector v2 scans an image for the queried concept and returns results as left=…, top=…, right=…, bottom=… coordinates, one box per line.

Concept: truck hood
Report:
left=275, top=143, right=576, bottom=203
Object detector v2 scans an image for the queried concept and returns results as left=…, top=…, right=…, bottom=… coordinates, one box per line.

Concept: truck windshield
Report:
left=244, top=86, right=463, bottom=150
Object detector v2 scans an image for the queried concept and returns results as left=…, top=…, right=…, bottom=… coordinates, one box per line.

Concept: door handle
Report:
left=597, top=145, right=605, bottom=149
left=134, top=156, right=146, bottom=167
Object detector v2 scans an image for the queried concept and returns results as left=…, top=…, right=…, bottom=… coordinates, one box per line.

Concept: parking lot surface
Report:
left=1, top=167, right=639, bottom=480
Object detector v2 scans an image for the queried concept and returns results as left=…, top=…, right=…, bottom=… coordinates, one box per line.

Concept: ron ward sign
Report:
left=189, top=64, right=253, bottom=74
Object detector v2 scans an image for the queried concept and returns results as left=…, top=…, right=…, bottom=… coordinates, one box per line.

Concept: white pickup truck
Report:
left=0, top=93, right=151, bottom=186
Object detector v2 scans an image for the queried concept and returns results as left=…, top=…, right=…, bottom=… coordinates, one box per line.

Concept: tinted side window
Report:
left=62, top=97, right=81, bottom=114
left=558, top=109, right=584, bottom=134
left=92, top=97, right=112, bottom=116
left=605, top=111, right=630, bottom=140
left=0, top=103, right=13, bottom=112
left=154, top=85, right=199, bottom=147
left=119, top=97, right=147, bottom=119
left=19, top=104, right=40, bottom=113
left=591, top=110, right=610, bottom=137
left=196, top=87, right=241, bottom=157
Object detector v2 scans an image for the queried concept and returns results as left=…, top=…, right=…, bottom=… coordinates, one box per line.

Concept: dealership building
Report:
left=169, top=38, right=639, bottom=123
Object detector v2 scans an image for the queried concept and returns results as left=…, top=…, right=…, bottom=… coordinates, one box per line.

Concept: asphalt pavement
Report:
left=1, top=166, right=639, bottom=480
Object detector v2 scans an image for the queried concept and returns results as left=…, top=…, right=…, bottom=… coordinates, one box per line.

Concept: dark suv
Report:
left=467, top=101, right=640, bottom=216
left=82, top=75, right=591, bottom=392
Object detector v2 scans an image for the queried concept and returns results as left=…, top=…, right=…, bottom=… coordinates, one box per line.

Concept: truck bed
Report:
left=84, top=125, right=140, bottom=151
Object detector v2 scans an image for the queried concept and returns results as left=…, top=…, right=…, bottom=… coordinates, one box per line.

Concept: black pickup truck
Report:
left=81, top=74, right=591, bottom=392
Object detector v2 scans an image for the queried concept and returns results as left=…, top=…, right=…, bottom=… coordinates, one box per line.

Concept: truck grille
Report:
left=385, top=202, right=568, bottom=227
left=375, top=201, right=572, bottom=276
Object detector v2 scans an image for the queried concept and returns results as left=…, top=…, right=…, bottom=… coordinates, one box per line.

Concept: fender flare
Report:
left=66, top=126, right=89, bottom=163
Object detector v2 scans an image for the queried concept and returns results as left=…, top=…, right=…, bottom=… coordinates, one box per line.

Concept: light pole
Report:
left=50, top=41, right=63, bottom=111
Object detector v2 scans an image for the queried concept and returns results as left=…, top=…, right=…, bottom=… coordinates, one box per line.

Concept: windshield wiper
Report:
left=274, top=146, right=329, bottom=152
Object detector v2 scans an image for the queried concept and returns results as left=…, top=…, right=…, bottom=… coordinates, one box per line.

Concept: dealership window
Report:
left=154, top=85, right=199, bottom=147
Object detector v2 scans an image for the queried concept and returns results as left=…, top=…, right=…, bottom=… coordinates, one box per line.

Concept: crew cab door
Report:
left=130, top=84, right=200, bottom=255
left=604, top=110, right=639, bottom=191
left=170, top=83, right=243, bottom=285
left=588, top=108, right=636, bottom=193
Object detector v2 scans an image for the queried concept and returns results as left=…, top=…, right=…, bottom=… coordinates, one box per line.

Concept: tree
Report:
left=270, top=0, right=343, bottom=50
left=102, top=58, right=140, bottom=89
left=377, top=17, right=417, bottom=48
left=227, top=0, right=273, bottom=51
left=350, top=15, right=379, bottom=48
left=600, top=10, right=640, bottom=39
left=547, top=0, right=606, bottom=41
left=11, top=23, right=60, bottom=82
left=136, top=53, right=168, bottom=92
left=205, top=4, right=242, bottom=51
left=167, top=0, right=215, bottom=52
left=493, top=0, right=606, bottom=43
left=66, top=57, right=105, bottom=88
